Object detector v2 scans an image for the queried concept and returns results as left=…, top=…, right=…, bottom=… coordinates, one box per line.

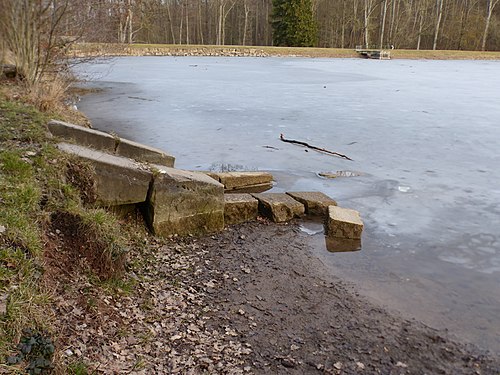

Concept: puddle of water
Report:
left=299, top=221, right=324, bottom=236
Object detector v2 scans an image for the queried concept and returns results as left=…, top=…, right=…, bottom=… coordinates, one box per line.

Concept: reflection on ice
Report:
left=325, top=237, right=362, bottom=253
left=298, top=220, right=362, bottom=253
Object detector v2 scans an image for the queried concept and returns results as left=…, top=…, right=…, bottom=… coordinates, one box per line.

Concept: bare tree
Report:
left=363, top=0, right=378, bottom=47
left=482, top=0, right=500, bottom=50
left=433, top=0, right=445, bottom=49
left=379, top=0, right=388, bottom=47
left=0, top=0, right=73, bottom=84
left=29, top=0, right=498, bottom=51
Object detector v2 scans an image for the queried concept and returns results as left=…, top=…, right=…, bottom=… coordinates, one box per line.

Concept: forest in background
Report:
left=58, top=0, right=500, bottom=51
left=1, top=0, right=500, bottom=85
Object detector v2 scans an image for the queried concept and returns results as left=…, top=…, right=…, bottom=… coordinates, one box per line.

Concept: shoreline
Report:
left=75, top=58, right=500, bottom=358
left=71, top=43, right=500, bottom=60
left=2, top=83, right=499, bottom=373
left=51, top=220, right=500, bottom=373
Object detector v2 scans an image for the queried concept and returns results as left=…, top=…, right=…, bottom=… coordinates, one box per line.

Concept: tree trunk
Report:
left=417, top=12, right=424, bottom=50
left=186, top=3, right=190, bottom=45
left=364, top=0, right=370, bottom=47
left=217, top=2, right=223, bottom=45
left=379, top=0, right=388, bottom=48
left=433, top=0, right=444, bottom=50
left=458, top=0, right=476, bottom=50
left=127, top=0, right=133, bottom=44
left=179, top=4, right=184, bottom=45
left=341, top=0, right=346, bottom=48
left=243, top=1, right=250, bottom=45
left=389, top=0, right=397, bottom=43
left=363, top=0, right=376, bottom=48
left=482, top=0, right=500, bottom=51
left=166, top=4, right=176, bottom=44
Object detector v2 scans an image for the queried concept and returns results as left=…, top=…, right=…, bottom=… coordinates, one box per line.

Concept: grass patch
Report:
left=67, top=360, right=89, bottom=375
left=0, top=87, right=129, bottom=372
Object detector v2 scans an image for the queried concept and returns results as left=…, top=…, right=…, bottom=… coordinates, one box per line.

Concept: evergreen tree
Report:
left=272, top=0, right=318, bottom=47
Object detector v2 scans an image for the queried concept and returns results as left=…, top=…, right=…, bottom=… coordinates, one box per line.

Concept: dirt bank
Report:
left=50, top=219, right=500, bottom=374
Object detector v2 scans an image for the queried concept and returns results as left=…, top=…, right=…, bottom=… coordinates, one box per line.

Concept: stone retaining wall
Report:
left=71, top=45, right=270, bottom=58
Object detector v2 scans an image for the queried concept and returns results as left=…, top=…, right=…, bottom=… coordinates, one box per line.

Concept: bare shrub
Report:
left=0, top=0, right=72, bottom=85
left=21, top=76, right=70, bottom=112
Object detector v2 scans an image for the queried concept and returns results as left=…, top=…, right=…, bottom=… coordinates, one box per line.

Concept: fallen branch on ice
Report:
left=279, top=134, right=353, bottom=161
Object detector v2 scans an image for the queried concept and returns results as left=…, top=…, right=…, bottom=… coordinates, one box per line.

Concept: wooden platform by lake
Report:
left=355, top=46, right=391, bottom=60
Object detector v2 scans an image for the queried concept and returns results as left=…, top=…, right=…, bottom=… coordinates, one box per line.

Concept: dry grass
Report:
left=22, top=76, right=71, bottom=112
left=1, top=80, right=91, bottom=127
left=391, top=48, right=500, bottom=60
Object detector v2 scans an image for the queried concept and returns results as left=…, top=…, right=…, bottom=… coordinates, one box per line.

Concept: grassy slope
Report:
left=0, top=97, right=54, bottom=373
left=0, top=87, right=127, bottom=374
left=72, top=43, right=500, bottom=60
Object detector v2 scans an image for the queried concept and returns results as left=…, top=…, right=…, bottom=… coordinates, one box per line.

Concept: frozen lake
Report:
left=76, top=56, right=500, bottom=353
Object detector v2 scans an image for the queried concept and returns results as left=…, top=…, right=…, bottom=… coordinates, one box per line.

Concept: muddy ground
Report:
left=48, top=219, right=500, bottom=374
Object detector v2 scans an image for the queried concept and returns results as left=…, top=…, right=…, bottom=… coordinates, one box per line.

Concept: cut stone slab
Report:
left=49, top=120, right=117, bottom=152
left=225, top=182, right=273, bottom=194
left=252, top=193, right=305, bottom=223
left=116, top=138, right=175, bottom=167
left=224, top=194, right=259, bottom=225
left=145, top=167, right=224, bottom=237
left=207, top=172, right=273, bottom=191
left=325, top=206, right=363, bottom=240
left=286, top=191, right=337, bottom=216
left=48, top=120, right=175, bottom=167
left=57, top=143, right=152, bottom=206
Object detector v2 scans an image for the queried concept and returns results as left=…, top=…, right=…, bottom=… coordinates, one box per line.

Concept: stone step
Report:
left=252, top=193, right=305, bottom=223
left=50, top=120, right=116, bottom=152
left=57, top=142, right=152, bottom=206
left=145, top=166, right=224, bottom=237
left=48, top=120, right=175, bottom=167
left=325, top=206, right=363, bottom=240
left=224, top=194, right=259, bottom=225
left=286, top=191, right=337, bottom=216
left=207, top=171, right=273, bottom=193
left=58, top=143, right=224, bottom=237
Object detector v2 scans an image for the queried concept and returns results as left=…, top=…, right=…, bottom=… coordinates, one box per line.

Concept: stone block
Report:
left=116, top=138, right=175, bottom=167
left=286, top=191, right=337, bottom=216
left=224, top=194, right=259, bottom=225
left=225, top=183, right=273, bottom=194
left=146, top=167, right=224, bottom=237
left=49, top=120, right=176, bottom=167
left=325, top=206, right=363, bottom=240
left=48, top=120, right=117, bottom=152
left=252, top=193, right=305, bottom=223
left=57, top=143, right=152, bottom=206
left=208, top=172, right=273, bottom=191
